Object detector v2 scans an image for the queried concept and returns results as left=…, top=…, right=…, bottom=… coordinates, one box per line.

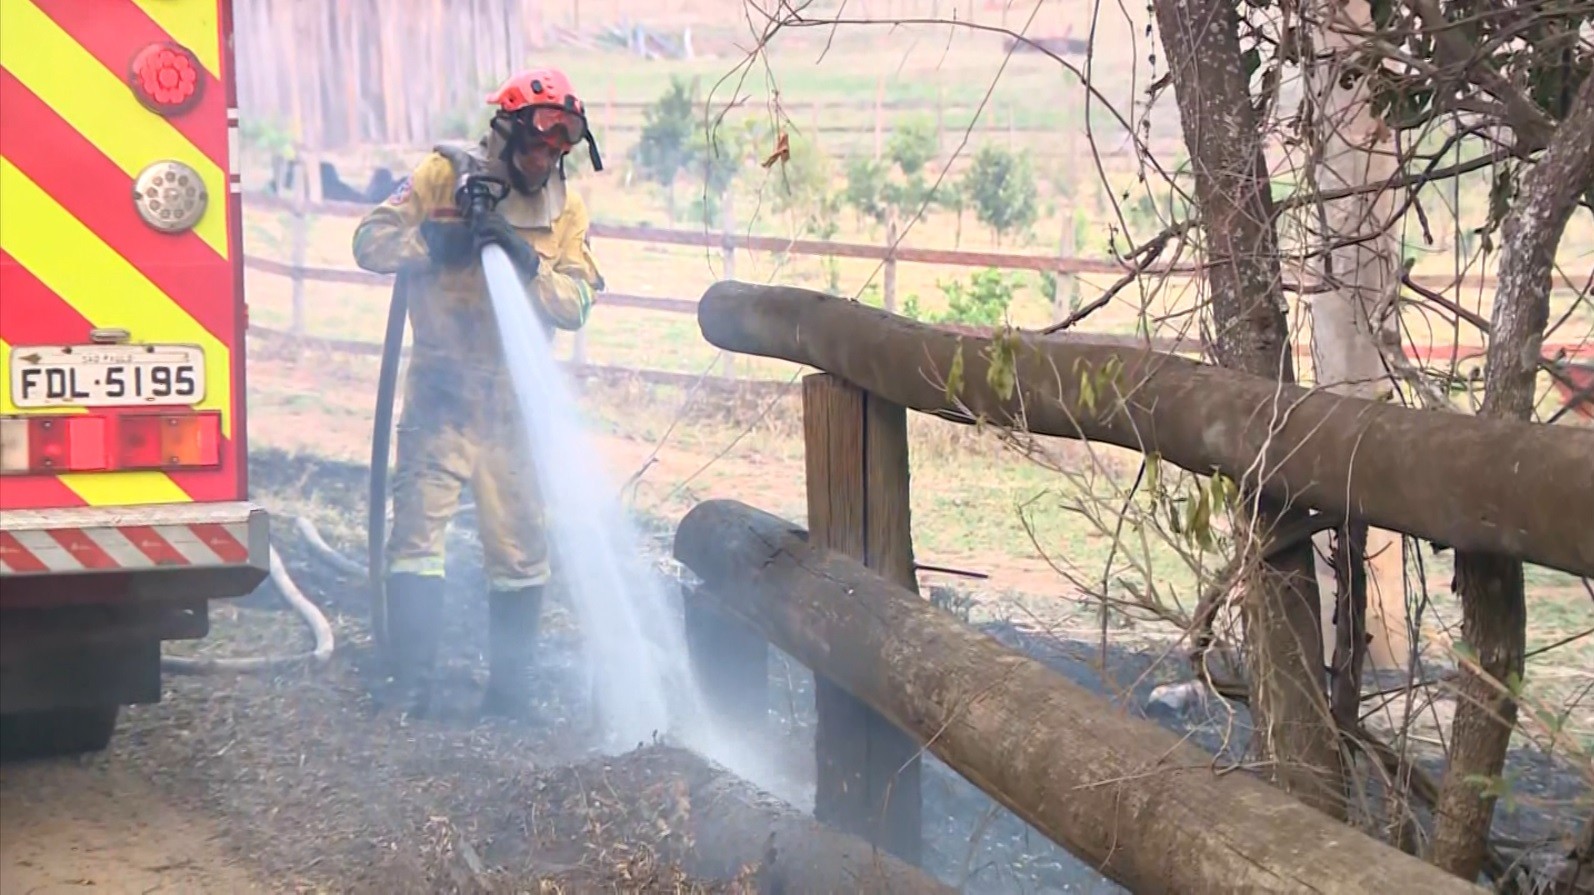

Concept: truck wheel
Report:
left=0, top=706, right=120, bottom=761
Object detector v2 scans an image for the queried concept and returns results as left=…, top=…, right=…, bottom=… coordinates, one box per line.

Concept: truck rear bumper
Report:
left=0, top=501, right=270, bottom=605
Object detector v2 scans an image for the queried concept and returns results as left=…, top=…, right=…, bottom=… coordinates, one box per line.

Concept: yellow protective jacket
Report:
left=351, top=143, right=604, bottom=383
left=351, top=142, right=603, bottom=588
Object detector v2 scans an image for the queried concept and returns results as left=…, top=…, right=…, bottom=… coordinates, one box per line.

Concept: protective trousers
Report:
left=386, top=364, right=550, bottom=591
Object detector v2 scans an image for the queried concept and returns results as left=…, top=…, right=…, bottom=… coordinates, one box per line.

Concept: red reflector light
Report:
left=128, top=42, right=203, bottom=115
left=117, top=412, right=220, bottom=471
left=30, top=416, right=108, bottom=473
left=0, top=412, right=221, bottom=475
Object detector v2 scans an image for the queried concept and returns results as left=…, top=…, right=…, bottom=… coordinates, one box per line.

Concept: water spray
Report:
left=478, top=239, right=702, bottom=746
left=476, top=230, right=808, bottom=806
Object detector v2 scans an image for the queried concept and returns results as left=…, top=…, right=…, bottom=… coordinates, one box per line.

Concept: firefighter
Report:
left=351, top=67, right=606, bottom=721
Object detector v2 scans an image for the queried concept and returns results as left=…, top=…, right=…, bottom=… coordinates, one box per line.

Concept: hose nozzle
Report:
left=454, top=173, right=510, bottom=221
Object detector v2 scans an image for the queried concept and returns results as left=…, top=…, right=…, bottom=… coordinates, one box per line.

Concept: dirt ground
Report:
left=0, top=439, right=753, bottom=894
left=0, top=440, right=1126, bottom=894
left=1, top=453, right=1583, bottom=894
left=0, top=762, right=270, bottom=894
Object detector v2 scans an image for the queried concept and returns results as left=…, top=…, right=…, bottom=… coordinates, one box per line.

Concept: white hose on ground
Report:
left=294, top=516, right=368, bottom=579
left=160, top=532, right=337, bottom=676
left=162, top=494, right=472, bottom=676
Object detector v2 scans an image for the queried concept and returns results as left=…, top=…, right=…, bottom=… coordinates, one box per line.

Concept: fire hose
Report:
left=365, top=264, right=411, bottom=658
left=160, top=543, right=335, bottom=675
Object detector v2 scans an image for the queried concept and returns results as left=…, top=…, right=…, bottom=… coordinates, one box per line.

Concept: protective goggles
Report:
left=493, top=105, right=604, bottom=173
left=504, top=105, right=588, bottom=149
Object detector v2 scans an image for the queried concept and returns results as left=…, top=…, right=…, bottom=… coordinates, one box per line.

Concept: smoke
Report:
left=478, top=245, right=807, bottom=807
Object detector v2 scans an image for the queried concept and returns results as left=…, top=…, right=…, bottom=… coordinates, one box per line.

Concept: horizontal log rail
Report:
left=694, top=281, right=1594, bottom=577
left=673, top=498, right=1485, bottom=894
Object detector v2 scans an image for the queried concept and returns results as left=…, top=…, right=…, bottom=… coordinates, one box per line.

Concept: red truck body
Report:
left=0, top=0, right=268, bottom=758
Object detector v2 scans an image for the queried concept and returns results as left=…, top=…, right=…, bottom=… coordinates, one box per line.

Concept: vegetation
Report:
left=961, top=144, right=1039, bottom=246
left=632, top=76, right=748, bottom=224
left=237, top=14, right=1594, bottom=890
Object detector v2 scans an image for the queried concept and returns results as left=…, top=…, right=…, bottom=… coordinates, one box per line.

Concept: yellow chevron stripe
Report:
left=1, top=337, right=192, bottom=507
left=61, top=468, right=192, bottom=506
left=130, top=0, right=222, bottom=81
left=0, top=160, right=232, bottom=441
left=0, top=0, right=228, bottom=259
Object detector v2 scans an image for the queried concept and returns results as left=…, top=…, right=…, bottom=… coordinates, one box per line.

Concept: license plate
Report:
left=8, top=344, right=206, bottom=409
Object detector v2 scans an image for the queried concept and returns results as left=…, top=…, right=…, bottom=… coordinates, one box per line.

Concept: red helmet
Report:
left=486, top=68, right=603, bottom=172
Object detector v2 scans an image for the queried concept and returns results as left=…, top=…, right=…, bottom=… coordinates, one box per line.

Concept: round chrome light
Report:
left=133, top=160, right=208, bottom=233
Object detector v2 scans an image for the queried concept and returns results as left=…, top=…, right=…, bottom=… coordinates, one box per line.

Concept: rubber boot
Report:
left=379, top=573, right=443, bottom=718
left=480, top=585, right=544, bottom=723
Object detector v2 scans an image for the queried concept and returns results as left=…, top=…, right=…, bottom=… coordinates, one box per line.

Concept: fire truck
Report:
left=0, top=0, right=268, bottom=758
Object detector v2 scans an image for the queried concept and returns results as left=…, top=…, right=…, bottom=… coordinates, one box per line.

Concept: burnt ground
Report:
left=2, top=446, right=1586, bottom=894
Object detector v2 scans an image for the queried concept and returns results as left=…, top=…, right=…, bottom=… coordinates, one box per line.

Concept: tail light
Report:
left=128, top=42, right=204, bottom=116
left=119, top=413, right=219, bottom=470
left=0, top=412, right=220, bottom=475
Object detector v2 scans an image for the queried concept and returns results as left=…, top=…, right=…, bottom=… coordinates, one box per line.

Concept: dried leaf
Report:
left=760, top=131, right=791, bottom=169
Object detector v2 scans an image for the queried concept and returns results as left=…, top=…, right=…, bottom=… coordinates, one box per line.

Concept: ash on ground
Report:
left=80, top=450, right=1589, bottom=893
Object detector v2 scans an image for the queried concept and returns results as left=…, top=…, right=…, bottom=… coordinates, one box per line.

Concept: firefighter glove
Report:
left=419, top=219, right=474, bottom=268
left=472, top=211, right=540, bottom=279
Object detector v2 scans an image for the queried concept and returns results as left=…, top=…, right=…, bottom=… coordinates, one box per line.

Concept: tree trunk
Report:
left=1154, top=0, right=1351, bottom=823
left=673, top=499, right=1486, bottom=895
left=1430, top=69, right=1594, bottom=882
left=1148, top=0, right=1348, bottom=817
left=695, top=281, right=1594, bottom=577
left=1304, top=0, right=1413, bottom=674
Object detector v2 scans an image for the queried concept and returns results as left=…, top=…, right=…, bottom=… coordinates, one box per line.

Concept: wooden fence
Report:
left=232, top=0, right=1106, bottom=151
left=663, top=280, right=1594, bottom=889
left=245, top=187, right=1181, bottom=371
left=241, top=190, right=1592, bottom=390
left=235, top=0, right=544, bottom=151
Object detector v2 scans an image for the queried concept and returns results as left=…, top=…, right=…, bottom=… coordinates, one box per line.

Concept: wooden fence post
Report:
left=289, top=159, right=309, bottom=335
left=570, top=327, right=588, bottom=366
left=1054, top=220, right=1077, bottom=325
left=802, top=372, right=922, bottom=865
left=1055, top=115, right=1080, bottom=324
left=883, top=217, right=899, bottom=313
left=720, top=189, right=738, bottom=379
